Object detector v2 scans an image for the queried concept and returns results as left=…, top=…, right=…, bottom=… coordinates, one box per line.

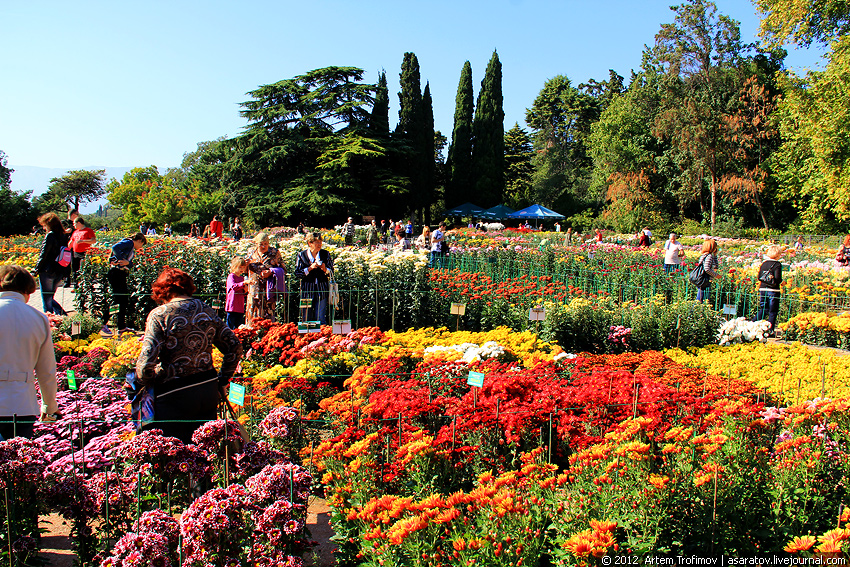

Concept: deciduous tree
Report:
left=47, top=169, right=106, bottom=212
left=503, top=123, right=534, bottom=210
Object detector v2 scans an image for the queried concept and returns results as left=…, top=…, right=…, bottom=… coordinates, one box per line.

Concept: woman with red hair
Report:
left=134, top=267, right=241, bottom=442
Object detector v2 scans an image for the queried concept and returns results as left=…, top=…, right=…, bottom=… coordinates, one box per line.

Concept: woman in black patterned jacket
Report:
left=135, top=267, right=241, bottom=442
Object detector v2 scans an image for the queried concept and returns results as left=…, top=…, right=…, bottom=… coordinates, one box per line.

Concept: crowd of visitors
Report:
left=10, top=211, right=819, bottom=445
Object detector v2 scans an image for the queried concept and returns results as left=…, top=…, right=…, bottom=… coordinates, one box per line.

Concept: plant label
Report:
left=467, top=371, right=485, bottom=388
left=299, top=298, right=313, bottom=309
left=529, top=306, right=546, bottom=321
left=450, top=303, right=466, bottom=316
left=67, top=369, right=77, bottom=391
left=71, top=321, right=82, bottom=336
left=228, top=383, right=246, bottom=406
left=298, top=321, right=322, bottom=334
left=332, top=320, right=352, bottom=334
left=722, top=304, right=737, bottom=316
left=109, top=304, right=119, bottom=316
left=211, top=298, right=222, bottom=310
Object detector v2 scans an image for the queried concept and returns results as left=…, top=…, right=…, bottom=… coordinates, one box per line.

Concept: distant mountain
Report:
left=8, top=165, right=134, bottom=214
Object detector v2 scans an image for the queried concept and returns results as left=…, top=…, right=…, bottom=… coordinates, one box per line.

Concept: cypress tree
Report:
left=420, top=82, right=436, bottom=223
left=397, top=53, right=422, bottom=135
left=395, top=52, right=430, bottom=219
left=447, top=61, right=474, bottom=205
left=369, top=71, right=390, bottom=136
left=471, top=50, right=505, bottom=207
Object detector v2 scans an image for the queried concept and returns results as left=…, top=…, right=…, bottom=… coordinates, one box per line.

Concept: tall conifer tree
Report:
left=396, top=52, right=431, bottom=219
left=471, top=51, right=505, bottom=206
left=397, top=53, right=422, bottom=135
left=447, top=61, right=474, bottom=205
left=420, top=83, right=436, bottom=223
left=369, top=71, right=390, bottom=136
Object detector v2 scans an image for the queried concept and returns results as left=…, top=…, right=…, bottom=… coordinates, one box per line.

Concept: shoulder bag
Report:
left=688, top=255, right=710, bottom=288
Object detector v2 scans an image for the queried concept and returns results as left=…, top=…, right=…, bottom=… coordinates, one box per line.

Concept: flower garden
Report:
left=2, top=229, right=850, bottom=564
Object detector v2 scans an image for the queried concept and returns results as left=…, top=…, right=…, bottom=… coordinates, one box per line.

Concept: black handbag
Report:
left=688, top=256, right=710, bottom=288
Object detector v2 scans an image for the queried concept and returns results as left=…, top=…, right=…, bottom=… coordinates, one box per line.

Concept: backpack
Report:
left=56, top=246, right=72, bottom=268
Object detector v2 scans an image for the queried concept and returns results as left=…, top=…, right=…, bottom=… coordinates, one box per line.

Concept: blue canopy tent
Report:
left=478, top=204, right=517, bottom=221
left=507, top=204, right=565, bottom=228
left=443, top=202, right=484, bottom=217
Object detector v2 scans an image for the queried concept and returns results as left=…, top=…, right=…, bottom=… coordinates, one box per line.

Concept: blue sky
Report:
left=1, top=0, right=825, bottom=175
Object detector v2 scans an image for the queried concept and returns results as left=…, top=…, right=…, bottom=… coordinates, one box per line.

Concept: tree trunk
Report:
left=710, top=176, right=717, bottom=234
left=753, top=187, right=769, bottom=229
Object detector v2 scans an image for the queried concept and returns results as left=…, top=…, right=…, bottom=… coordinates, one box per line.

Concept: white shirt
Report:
left=664, top=240, right=684, bottom=265
left=431, top=229, right=444, bottom=252
left=303, top=249, right=323, bottom=275
left=0, top=292, right=57, bottom=416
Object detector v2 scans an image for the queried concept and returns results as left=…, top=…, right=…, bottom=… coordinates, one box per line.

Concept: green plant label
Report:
left=109, top=304, right=119, bottom=316
left=300, top=298, right=313, bottom=309
left=211, top=298, right=222, bottom=310
left=67, top=369, right=77, bottom=391
left=467, top=371, right=485, bottom=388
left=228, top=383, right=246, bottom=406
left=297, top=321, right=322, bottom=334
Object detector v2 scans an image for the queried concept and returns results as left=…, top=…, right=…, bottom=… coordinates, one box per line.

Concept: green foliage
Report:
left=526, top=75, right=599, bottom=213
left=503, top=123, right=534, bottom=210
left=756, top=0, right=850, bottom=47
left=214, top=66, right=416, bottom=226
left=540, top=297, right=721, bottom=353
left=772, top=36, right=850, bottom=230
left=471, top=51, right=505, bottom=207
left=369, top=72, right=390, bottom=136
left=106, top=166, right=187, bottom=228
left=47, top=169, right=106, bottom=212
left=447, top=61, right=475, bottom=204
left=0, top=151, right=35, bottom=236
left=56, top=311, right=102, bottom=338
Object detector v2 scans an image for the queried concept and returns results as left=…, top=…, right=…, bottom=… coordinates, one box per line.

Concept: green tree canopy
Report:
left=47, top=169, right=106, bottom=212
left=471, top=51, right=505, bottom=207
left=526, top=75, right=600, bottom=212
left=756, top=0, right=850, bottom=48
left=447, top=61, right=475, bottom=204
left=503, top=123, right=534, bottom=210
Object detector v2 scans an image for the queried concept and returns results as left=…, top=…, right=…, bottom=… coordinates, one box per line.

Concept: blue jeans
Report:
left=757, top=290, right=780, bottom=330
left=225, top=311, right=244, bottom=329
left=39, top=272, right=67, bottom=315
left=696, top=286, right=710, bottom=302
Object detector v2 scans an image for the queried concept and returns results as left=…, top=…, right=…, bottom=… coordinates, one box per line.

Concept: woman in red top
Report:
left=68, top=217, right=97, bottom=288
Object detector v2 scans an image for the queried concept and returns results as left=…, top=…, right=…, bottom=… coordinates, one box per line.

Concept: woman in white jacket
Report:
left=0, top=265, right=58, bottom=439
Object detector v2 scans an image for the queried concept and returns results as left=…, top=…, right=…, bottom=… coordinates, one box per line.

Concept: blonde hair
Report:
left=305, top=232, right=322, bottom=244
left=253, top=232, right=269, bottom=245
left=422, top=227, right=431, bottom=236
left=766, top=245, right=784, bottom=259
left=701, top=238, right=718, bottom=255
left=229, top=256, right=247, bottom=274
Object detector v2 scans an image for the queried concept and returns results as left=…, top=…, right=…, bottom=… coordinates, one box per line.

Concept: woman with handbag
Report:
left=835, top=235, right=850, bottom=268
left=693, top=238, right=720, bottom=302
left=34, top=213, right=70, bottom=315
left=296, top=232, right=334, bottom=325
left=245, top=232, right=284, bottom=325
left=135, top=268, right=241, bottom=443
left=756, top=245, right=784, bottom=336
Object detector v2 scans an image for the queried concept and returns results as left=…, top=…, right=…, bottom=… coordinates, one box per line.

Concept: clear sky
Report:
left=1, top=0, right=825, bottom=173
